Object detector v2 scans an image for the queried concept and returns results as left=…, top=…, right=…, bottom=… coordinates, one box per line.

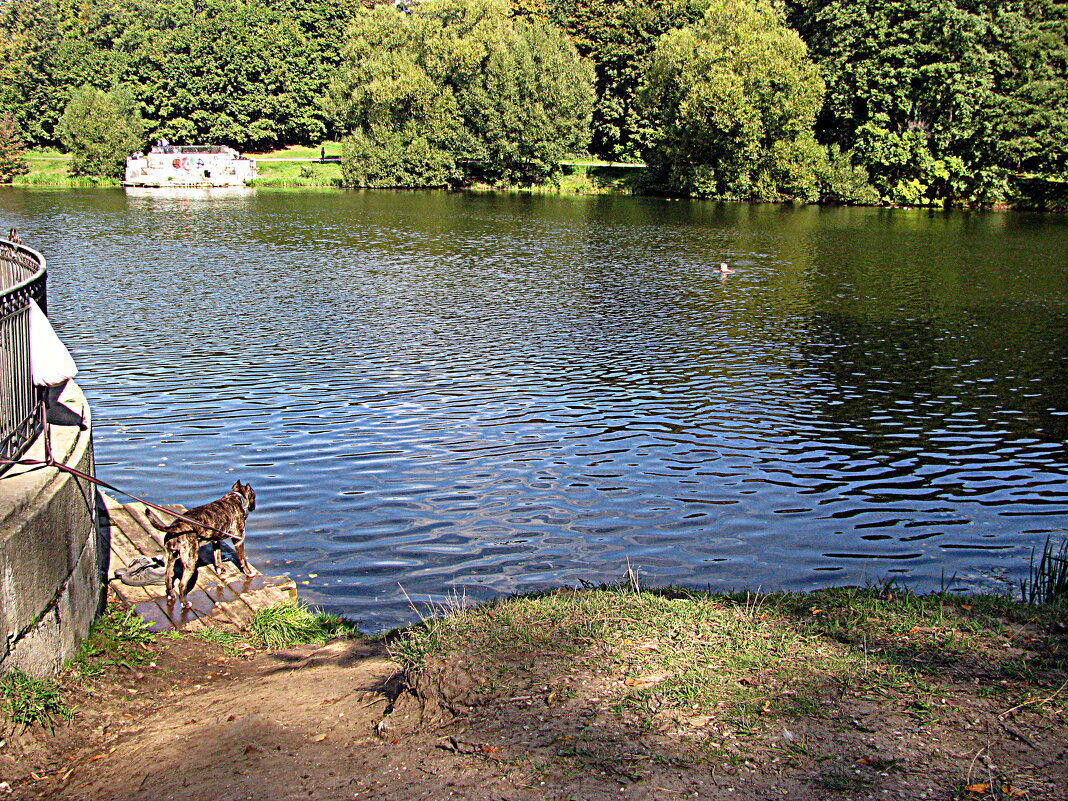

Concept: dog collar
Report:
left=228, top=491, right=250, bottom=516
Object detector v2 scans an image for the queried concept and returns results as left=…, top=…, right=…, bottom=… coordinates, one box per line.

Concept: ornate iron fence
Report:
left=1, top=238, right=47, bottom=472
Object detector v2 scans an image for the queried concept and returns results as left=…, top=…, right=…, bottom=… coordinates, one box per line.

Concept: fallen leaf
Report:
left=122, top=713, right=134, bottom=719
left=908, top=626, right=921, bottom=634
left=687, top=716, right=715, bottom=728
left=311, top=734, right=327, bottom=742
left=624, top=671, right=671, bottom=688
left=89, top=754, right=108, bottom=762
left=810, top=608, right=823, bottom=615
left=1006, top=787, right=1027, bottom=797
left=961, top=604, right=973, bottom=611
left=738, top=677, right=760, bottom=687
left=30, top=773, right=45, bottom=781
left=965, top=783, right=990, bottom=794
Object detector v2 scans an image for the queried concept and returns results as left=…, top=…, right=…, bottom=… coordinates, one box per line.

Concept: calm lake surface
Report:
left=3, top=188, right=1067, bottom=630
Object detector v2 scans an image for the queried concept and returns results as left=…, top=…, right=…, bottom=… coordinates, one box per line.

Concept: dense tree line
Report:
left=0, top=0, right=361, bottom=152
left=0, top=0, right=1065, bottom=206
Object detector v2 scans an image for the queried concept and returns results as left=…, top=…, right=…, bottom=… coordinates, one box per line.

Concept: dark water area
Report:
left=3, top=187, right=1067, bottom=630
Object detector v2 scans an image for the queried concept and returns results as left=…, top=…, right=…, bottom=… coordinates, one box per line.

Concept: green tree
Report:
left=639, top=0, right=826, bottom=201
left=530, top=0, right=706, bottom=162
left=0, top=0, right=362, bottom=151
left=55, top=85, right=145, bottom=178
left=0, top=113, right=29, bottom=182
left=789, top=0, right=1008, bottom=205
left=331, top=0, right=594, bottom=187
left=990, top=1, right=1068, bottom=183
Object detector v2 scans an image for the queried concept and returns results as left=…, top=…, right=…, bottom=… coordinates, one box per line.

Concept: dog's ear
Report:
left=232, top=480, right=242, bottom=492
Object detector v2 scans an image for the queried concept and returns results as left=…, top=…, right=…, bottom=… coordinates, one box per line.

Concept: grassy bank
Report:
left=7, top=144, right=642, bottom=194
left=2, top=586, right=1065, bottom=799
left=10, top=149, right=118, bottom=187
left=386, top=584, right=1067, bottom=798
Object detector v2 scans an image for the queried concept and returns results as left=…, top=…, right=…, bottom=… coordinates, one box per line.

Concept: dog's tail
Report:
left=146, top=507, right=183, bottom=533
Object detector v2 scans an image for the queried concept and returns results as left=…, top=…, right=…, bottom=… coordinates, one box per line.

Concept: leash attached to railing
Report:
left=0, top=452, right=227, bottom=536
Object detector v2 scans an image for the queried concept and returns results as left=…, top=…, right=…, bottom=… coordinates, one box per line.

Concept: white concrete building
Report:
left=123, top=145, right=257, bottom=188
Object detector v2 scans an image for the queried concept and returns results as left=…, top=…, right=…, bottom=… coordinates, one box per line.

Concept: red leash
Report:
left=0, top=454, right=228, bottom=535
left=2, top=387, right=228, bottom=535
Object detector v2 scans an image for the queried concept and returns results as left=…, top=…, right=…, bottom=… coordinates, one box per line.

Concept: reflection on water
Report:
left=3, top=188, right=1067, bottom=630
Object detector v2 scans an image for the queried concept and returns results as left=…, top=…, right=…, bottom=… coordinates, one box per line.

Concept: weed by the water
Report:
left=67, top=602, right=155, bottom=680
left=247, top=603, right=359, bottom=650
left=1023, top=535, right=1068, bottom=607
left=0, top=670, right=73, bottom=731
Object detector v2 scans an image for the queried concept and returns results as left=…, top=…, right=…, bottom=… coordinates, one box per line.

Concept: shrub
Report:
left=55, top=85, right=144, bottom=179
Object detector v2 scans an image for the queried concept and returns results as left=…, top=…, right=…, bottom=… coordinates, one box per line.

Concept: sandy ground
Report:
left=1, top=622, right=1065, bottom=801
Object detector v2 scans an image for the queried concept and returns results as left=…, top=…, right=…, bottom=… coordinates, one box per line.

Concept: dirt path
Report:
left=4, top=637, right=531, bottom=801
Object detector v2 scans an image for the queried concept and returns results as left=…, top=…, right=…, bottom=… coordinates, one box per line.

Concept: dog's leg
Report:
left=212, top=540, right=224, bottom=573
left=177, top=536, right=198, bottom=609
left=165, top=546, right=178, bottom=602
left=234, top=536, right=253, bottom=576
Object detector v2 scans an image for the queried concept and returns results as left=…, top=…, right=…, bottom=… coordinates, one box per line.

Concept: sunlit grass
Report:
left=390, top=584, right=1068, bottom=737
left=246, top=142, right=341, bottom=160
left=247, top=602, right=360, bottom=649
left=249, top=160, right=343, bottom=187
left=67, top=601, right=156, bottom=680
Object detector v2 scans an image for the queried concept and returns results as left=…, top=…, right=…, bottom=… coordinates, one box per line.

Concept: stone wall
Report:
left=0, top=382, right=103, bottom=677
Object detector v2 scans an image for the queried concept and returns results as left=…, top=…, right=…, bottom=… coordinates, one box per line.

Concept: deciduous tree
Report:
left=331, top=0, right=594, bottom=187
left=640, top=0, right=826, bottom=201
left=55, top=85, right=145, bottom=178
left=0, top=114, right=29, bottom=183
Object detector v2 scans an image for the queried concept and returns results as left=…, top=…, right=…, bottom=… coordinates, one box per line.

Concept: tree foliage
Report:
left=530, top=0, right=706, bottom=162
left=789, top=0, right=1068, bottom=206
left=55, top=85, right=145, bottom=178
left=640, top=0, right=826, bottom=201
left=331, top=0, right=595, bottom=187
left=0, top=113, right=29, bottom=183
left=0, top=0, right=361, bottom=151
left=1, top=0, right=1065, bottom=205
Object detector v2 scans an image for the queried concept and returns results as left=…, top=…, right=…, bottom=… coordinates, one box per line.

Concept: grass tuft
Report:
left=1023, top=535, right=1068, bottom=607
left=67, top=602, right=156, bottom=680
left=194, top=627, right=245, bottom=655
left=0, top=670, right=73, bottom=731
left=247, top=603, right=360, bottom=650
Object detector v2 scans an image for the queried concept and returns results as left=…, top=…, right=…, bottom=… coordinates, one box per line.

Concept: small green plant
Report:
left=0, top=670, right=73, bottom=731
left=195, top=626, right=244, bottom=655
left=68, top=602, right=155, bottom=679
left=247, top=603, right=359, bottom=650
left=1023, top=535, right=1068, bottom=606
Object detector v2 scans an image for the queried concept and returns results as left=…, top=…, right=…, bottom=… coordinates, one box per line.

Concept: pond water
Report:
left=3, top=188, right=1067, bottom=630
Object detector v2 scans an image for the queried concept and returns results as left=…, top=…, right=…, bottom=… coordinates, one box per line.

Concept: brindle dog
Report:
left=146, top=481, right=256, bottom=607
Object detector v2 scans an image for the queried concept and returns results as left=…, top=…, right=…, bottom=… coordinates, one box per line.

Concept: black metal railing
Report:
left=1, top=238, right=47, bottom=473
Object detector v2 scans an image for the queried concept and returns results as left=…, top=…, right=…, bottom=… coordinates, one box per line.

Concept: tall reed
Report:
left=1022, top=535, right=1068, bottom=606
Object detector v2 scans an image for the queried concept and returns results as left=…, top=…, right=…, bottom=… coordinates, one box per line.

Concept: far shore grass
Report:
left=7, top=144, right=643, bottom=193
